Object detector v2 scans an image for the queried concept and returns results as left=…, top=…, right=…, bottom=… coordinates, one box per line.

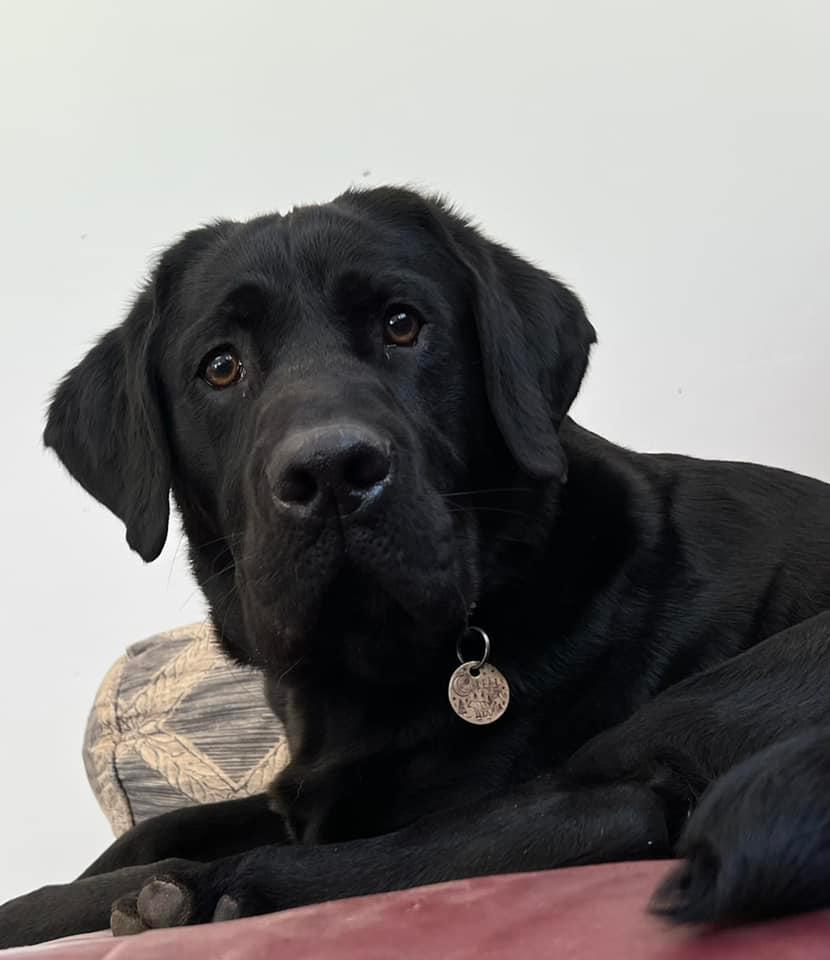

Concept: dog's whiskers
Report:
left=274, top=657, right=305, bottom=686
left=181, top=550, right=254, bottom=608
left=448, top=505, right=535, bottom=520
left=454, top=532, right=531, bottom=546
left=190, top=530, right=246, bottom=551
left=166, top=530, right=187, bottom=589
left=441, top=487, right=533, bottom=499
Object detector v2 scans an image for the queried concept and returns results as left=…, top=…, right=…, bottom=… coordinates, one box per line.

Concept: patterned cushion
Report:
left=83, top=623, right=289, bottom=836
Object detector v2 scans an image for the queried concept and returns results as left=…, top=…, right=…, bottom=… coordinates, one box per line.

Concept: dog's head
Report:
left=44, top=187, right=595, bottom=681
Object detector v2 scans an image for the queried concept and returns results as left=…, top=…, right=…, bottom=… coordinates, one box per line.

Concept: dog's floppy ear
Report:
left=447, top=213, right=596, bottom=482
left=43, top=289, right=170, bottom=562
left=43, top=225, right=224, bottom=561
left=341, top=187, right=596, bottom=481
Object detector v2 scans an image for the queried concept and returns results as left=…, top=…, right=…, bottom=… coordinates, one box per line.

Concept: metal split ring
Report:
left=456, top=625, right=491, bottom=671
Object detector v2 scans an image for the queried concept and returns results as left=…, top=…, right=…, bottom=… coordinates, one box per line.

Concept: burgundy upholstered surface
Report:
left=3, top=861, right=830, bottom=959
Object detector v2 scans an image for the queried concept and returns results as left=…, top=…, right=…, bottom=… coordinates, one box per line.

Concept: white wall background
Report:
left=1, top=0, right=829, bottom=903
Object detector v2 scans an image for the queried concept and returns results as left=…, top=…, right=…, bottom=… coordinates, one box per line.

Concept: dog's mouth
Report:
left=233, top=494, right=477, bottom=681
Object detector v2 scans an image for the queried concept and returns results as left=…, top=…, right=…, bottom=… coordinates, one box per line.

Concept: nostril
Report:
left=278, top=466, right=318, bottom=506
left=344, top=445, right=391, bottom=490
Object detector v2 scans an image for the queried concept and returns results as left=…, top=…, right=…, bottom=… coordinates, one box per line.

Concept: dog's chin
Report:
left=240, top=557, right=472, bottom=684
left=321, top=568, right=471, bottom=683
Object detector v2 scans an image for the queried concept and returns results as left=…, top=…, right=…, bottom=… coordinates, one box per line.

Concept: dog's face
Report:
left=44, top=188, right=595, bottom=682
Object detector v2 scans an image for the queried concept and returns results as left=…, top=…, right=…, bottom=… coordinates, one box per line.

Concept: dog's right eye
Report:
left=383, top=306, right=422, bottom=347
left=200, top=347, right=245, bottom=389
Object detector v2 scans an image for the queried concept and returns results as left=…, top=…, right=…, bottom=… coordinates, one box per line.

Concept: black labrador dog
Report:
left=2, top=186, right=830, bottom=947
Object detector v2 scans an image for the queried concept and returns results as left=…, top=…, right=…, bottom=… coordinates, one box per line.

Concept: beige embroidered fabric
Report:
left=83, top=622, right=290, bottom=836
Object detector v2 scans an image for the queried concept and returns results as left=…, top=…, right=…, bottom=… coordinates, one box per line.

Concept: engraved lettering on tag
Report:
left=448, top=661, right=510, bottom=725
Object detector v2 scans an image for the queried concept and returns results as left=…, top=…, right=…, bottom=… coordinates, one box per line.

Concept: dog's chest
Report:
left=268, top=683, right=540, bottom=844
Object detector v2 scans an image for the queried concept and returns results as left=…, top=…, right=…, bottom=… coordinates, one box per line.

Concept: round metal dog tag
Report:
left=448, top=661, right=510, bottom=725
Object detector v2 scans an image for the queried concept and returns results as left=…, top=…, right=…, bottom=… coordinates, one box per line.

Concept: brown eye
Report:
left=201, top=347, right=244, bottom=389
left=384, top=307, right=421, bottom=347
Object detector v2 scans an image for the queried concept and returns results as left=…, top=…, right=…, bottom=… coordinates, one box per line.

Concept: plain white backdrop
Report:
left=1, top=0, right=829, bottom=901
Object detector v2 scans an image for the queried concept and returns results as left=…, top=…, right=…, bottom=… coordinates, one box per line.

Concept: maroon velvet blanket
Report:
left=3, top=861, right=828, bottom=959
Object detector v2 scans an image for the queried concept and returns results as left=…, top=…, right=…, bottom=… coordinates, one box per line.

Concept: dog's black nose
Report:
left=269, top=425, right=392, bottom=517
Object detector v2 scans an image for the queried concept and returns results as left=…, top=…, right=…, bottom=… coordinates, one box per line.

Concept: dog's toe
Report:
left=212, top=894, right=241, bottom=922
left=110, top=893, right=147, bottom=937
left=136, top=878, right=195, bottom=929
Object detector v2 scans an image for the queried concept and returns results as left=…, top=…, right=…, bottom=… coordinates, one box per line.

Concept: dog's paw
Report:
left=110, top=868, right=247, bottom=935
left=651, top=731, right=830, bottom=925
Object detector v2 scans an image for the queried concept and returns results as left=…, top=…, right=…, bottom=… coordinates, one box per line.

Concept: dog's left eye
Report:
left=384, top=307, right=421, bottom=347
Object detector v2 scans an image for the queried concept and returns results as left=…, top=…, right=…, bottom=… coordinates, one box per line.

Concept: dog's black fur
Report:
left=2, top=186, right=830, bottom=947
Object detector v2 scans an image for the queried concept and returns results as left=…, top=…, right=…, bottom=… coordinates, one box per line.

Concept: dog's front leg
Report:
left=80, top=794, right=288, bottom=877
left=104, top=776, right=668, bottom=935
left=0, top=795, right=288, bottom=948
left=566, top=612, right=830, bottom=814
